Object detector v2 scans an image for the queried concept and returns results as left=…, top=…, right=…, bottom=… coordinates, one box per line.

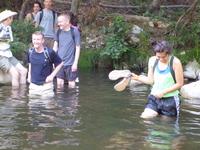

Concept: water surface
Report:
left=0, top=70, right=199, bottom=150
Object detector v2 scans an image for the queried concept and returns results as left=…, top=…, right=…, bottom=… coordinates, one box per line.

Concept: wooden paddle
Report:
left=114, top=76, right=132, bottom=92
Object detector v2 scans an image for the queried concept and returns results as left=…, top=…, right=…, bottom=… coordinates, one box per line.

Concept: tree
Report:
left=70, top=0, right=80, bottom=15
left=19, top=0, right=32, bottom=20
left=149, top=0, right=162, bottom=12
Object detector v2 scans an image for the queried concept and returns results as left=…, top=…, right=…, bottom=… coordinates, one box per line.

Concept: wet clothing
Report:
left=55, top=27, right=80, bottom=81
left=146, top=94, right=180, bottom=117
left=147, top=56, right=180, bottom=117
left=0, top=56, right=19, bottom=72
left=29, top=82, right=54, bottom=96
left=56, top=65, right=78, bottom=81
left=27, top=47, right=62, bottom=85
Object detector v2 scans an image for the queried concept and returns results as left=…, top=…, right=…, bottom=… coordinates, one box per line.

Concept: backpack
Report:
left=56, top=26, right=76, bottom=47
left=153, top=56, right=176, bottom=83
left=39, top=10, right=56, bottom=26
left=28, top=47, right=52, bottom=63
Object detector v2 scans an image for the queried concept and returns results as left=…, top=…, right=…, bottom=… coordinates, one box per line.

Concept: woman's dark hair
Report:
left=69, top=11, right=78, bottom=26
left=151, top=40, right=172, bottom=54
left=33, top=1, right=43, bottom=10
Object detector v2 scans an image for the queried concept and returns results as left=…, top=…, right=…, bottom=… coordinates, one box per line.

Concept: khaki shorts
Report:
left=29, top=82, right=54, bottom=97
left=0, top=56, right=19, bottom=72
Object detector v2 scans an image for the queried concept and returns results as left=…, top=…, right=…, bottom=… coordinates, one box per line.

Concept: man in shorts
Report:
left=0, top=10, right=27, bottom=87
left=53, top=13, right=81, bottom=88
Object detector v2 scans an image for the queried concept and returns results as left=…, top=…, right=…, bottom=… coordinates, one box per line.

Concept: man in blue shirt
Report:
left=27, top=31, right=63, bottom=95
left=35, top=0, right=57, bottom=48
left=53, top=13, right=81, bottom=89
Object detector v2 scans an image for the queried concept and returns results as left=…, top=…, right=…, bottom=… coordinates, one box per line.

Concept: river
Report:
left=0, top=70, right=199, bottom=150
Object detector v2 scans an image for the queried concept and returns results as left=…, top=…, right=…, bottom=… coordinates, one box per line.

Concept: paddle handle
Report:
left=114, top=76, right=132, bottom=92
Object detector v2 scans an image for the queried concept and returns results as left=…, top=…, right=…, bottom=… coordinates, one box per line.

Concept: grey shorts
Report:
left=0, top=56, right=19, bottom=72
left=146, top=94, right=180, bottom=117
left=56, top=65, right=78, bottom=81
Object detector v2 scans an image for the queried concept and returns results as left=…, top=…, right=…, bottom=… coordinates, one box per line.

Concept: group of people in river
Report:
left=0, top=0, right=184, bottom=119
left=0, top=0, right=81, bottom=93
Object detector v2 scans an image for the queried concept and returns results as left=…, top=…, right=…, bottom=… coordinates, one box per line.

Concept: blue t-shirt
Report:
left=54, top=27, right=80, bottom=66
left=28, top=48, right=62, bottom=85
left=35, top=9, right=57, bottom=38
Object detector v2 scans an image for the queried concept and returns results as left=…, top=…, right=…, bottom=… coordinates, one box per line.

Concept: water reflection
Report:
left=0, top=85, right=27, bottom=149
left=0, top=84, right=80, bottom=149
left=26, top=85, right=80, bottom=147
left=1, top=71, right=200, bottom=149
left=142, top=117, right=186, bottom=150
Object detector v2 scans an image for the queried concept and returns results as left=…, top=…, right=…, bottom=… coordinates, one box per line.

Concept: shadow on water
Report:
left=0, top=70, right=200, bottom=149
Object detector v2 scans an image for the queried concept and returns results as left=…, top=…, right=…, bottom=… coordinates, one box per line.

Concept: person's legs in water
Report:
left=141, top=95, right=159, bottom=119
left=9, top=57, right=27, bottom=85
left=15, top=63, right=27, bottom=84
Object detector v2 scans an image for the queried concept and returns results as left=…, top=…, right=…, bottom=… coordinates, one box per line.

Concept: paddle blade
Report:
left=108, top=70, right=131, bottom=80
left=114, top=77, right=131, bottom=92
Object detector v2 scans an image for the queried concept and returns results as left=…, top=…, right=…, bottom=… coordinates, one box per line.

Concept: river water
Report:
left=0, top=70, right=199, bottom=150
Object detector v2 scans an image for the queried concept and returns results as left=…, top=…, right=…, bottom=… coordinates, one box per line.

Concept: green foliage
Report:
left=12, top=20, right=39, bottom=44
left=10, top=20, right=40, bottom=61
left=167, top=20, right=200, bottom=64
left=101, top=16, right=131, bottom=68
left=79, top=49, right=100, bottom=69
left=10, top=41, right=27, bottom=60
left=128, top=31, right=151, bottom=72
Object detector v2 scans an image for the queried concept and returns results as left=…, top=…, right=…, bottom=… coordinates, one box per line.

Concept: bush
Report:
left=79, top=49, right=100, bottom=69
left=10, top=20, right=40, bottom=61
left=100, top=16, right=131, bottom=68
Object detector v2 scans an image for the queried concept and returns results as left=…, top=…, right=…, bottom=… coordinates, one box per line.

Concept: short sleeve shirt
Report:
left=35, top=9, right=57, bottom=38
left=28, top=48, right=62, bottom=85
left=54, top=27, right=80, bottom=66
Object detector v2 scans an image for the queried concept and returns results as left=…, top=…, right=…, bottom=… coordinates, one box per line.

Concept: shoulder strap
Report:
left=153, top=58, right=159, bottom=73
left=44, top=47, right=52, bottom=63
left=39, top=10, right=55, bottom=26
left=31, top=13, right=34, bottom=20
left=39, top=10, right=43, bottom=25
left=169, top=56, right=176, bottom=83
left=56, top=29, right=61, bottom=48
left=153, top=56, right=176, bottom=83
left=52, top=10, right=56, bottom=25
left=28, top=48, right=34, bottom=61
left=70, top=26, right=75, bottom=44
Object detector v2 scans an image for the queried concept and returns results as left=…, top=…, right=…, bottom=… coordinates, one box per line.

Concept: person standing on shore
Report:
left=35, top=0, right=57, bottom=48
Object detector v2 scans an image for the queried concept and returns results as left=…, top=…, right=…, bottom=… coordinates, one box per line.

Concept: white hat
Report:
left=0, top=10, right=17, bottom=22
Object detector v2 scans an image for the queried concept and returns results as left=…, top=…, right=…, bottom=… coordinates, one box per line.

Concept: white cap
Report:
left=0, top=10, right=17, bottom=22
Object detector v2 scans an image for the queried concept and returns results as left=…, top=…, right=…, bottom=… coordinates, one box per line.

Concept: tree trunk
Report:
left=70, top=0, right=80, bottom=15
left=175, top=0, right=198, bottom=31
left=19, top=0, right=32, bottom=20
left=149, top=0, right=162, bottom=12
